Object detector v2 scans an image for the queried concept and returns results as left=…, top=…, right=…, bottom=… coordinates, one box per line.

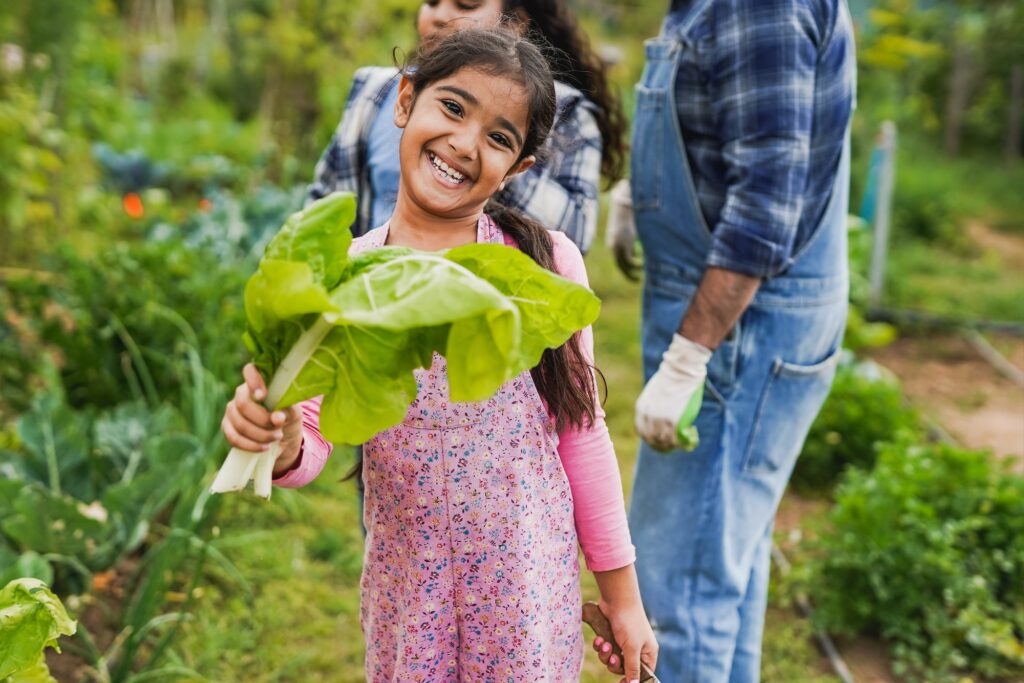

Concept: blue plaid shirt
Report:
left=308, top=67, right=603, bottom=253
left=665, top=0, right=856, bottom=277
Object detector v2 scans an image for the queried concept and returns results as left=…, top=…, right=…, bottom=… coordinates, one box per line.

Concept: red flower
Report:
left=122, top=193, right=144, bottom=219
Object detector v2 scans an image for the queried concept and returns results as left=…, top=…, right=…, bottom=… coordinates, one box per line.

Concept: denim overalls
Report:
left=627, top=15, right=850, bottom=683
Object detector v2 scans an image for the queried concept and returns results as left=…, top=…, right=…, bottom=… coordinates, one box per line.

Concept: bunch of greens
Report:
left=211, top=192, right=600, bottom=497
left=0, top=579, right=76, bottom=683
left=805, top=440, right=1024, bottom=682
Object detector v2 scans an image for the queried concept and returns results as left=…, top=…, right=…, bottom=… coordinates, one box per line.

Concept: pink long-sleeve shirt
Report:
left=273, top=228, right=635, bottom=572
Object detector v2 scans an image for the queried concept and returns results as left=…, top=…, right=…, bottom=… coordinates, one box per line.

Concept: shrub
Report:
left=0, top=236, right=248, bottom=414
left=806, top=440, right=1024, bottom=682
left=792, top=359, right=920, bottom=493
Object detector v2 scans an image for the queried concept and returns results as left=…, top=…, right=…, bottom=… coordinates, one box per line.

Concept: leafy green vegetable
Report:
left=0, top=579, right=76, bottom=682
left=212, top=193, right=600, bottom=497
left=807, top=441, right=1024, bottom=681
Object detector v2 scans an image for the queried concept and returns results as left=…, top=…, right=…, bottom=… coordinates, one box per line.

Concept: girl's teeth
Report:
left=430, top=154, right=464, bottom=182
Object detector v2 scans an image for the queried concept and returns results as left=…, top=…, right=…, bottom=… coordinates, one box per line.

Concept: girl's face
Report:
left=394, top=67, right=535, bottom=221
left=416, top=0, right=506, bottom=40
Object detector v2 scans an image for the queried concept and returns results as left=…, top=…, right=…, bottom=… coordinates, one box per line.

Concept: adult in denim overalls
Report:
left=621, top=2, right=855, bottom=680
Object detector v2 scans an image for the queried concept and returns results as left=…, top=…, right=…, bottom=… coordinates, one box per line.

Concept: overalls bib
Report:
left=354, top=218, right=582, bottom=683
left=627, top=8, right=850, bottom=682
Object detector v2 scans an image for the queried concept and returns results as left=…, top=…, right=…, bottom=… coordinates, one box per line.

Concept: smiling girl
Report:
left=307, top=0, right=625, bottom=254
left=222, top=28, right=656, bottom=683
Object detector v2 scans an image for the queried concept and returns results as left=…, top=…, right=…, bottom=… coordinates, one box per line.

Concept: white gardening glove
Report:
left=635, top=334, right=712, bottom=452
left=606, top=178, right=641, bottom=281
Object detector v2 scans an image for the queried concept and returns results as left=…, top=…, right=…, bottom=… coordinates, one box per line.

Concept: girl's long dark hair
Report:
left=503, top=0, right=627, bottom=185
left=405, top=28, right=598, bottom=432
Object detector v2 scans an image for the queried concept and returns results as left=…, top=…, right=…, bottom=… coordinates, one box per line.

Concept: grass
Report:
left=174, top=236, right=836, bottom=682
left=882, top=238, right=1024, bottom=323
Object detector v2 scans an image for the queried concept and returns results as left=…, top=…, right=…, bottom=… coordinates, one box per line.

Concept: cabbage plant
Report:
left=211, top=193, right=600, bottom=498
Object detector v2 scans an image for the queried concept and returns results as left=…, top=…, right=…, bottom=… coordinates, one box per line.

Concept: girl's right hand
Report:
left=221, top=364, right=303, bottom=469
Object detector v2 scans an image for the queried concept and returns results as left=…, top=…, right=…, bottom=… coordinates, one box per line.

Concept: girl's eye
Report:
left=442, top=99, right=463, bottom=116
left=490, top=133, right=512, bottom=149
left=457, top=1, right=481, bottom=9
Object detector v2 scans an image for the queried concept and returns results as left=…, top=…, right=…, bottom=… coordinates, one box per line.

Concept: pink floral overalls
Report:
left=354, top=217, right=583, bottom=682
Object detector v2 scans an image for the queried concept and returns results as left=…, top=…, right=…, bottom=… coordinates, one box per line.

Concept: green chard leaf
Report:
left=213, top=193, right=600, bottom=496
left=0, top=579, right=76, bottom=681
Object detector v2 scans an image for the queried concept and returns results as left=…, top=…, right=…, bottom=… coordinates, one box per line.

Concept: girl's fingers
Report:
left=621, top=641, right=641, bottom=681
left=221, top=417, right=270, bottom=452
left=594, top=638, right=613, bottom=667
left=242, top=363, right=268, bottom=402
left=233, top=386, right=276, bottom=429
left=226, top=402, right=282, bottom=444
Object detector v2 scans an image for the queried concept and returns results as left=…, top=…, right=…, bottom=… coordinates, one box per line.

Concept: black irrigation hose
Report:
left=868, top=306, right=1024, bottom=387
left=866, top=307, right=1024, bottom=336
left=769, top=543, right=856, bottom=683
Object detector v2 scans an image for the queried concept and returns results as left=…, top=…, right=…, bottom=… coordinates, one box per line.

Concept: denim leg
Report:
left=729, top=525, right=772, bottom=683
left=632, top=300, right=844, bottom=683
left=630, top=401, right=736, bottom=683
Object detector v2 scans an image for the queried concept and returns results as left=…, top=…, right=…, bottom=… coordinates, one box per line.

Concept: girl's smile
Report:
left=426, top=149, right=469, bottom=186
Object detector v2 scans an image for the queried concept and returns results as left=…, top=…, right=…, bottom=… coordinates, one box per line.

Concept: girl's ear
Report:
left=504, top=155, right=536, bottom=185
left=394, top=75, right=415, bottom=129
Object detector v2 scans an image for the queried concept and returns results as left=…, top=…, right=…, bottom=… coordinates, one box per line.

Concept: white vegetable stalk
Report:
left=210, top=316, right=333, bottom=499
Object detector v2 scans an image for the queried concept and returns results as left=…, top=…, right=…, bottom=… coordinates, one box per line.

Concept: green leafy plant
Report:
left=0, top=383, right=208, bottom=593
left=805, top=440, right=1024, bottom=681
left=0, top=578, right=76, bottom=683
left=212, top=192, right=601, bottom=496
left=0, top=235, right=248, bottom=416
left=792, top=359, right=921, bottom=492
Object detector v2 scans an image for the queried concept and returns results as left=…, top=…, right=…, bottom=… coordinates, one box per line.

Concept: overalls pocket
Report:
left=741, top=346, right=842, bottom=476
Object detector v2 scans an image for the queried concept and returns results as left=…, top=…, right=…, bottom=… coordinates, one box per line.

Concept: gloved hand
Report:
left=606, top=178, right=641, bottom=281
left=635, top=334, right=712, bottom=452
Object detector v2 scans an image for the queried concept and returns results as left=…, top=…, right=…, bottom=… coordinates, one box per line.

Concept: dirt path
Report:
left=867, top=334, right=1024, bottom=469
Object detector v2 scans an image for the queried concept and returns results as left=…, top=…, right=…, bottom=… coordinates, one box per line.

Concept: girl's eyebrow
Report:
left=436, top=84, right=525, bottom=149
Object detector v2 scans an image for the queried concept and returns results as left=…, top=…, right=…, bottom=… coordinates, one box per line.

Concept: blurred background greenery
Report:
left=0, top=1, right=1021, bottom=682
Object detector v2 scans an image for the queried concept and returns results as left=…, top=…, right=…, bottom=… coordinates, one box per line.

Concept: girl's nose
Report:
left=447, top=130, right=476, bottom=160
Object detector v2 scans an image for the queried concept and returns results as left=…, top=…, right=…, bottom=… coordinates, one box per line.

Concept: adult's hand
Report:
left=606, top=178, right=641, bottom=281
left=635, top=334, right=711, bottom=451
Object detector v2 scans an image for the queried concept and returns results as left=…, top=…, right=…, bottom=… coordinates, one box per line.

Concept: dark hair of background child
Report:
left=504, top=0, right=627, bottom=185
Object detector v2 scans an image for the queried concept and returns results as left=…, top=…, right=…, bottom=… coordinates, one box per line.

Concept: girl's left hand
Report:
left=592, top=597, right=658, bottom=682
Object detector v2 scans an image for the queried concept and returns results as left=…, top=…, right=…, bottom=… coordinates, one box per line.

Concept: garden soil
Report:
left=868, top=333, right=1024, bottom=470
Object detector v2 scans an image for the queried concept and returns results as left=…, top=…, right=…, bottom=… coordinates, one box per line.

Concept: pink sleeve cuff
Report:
left=272, top=397, right=332, bottom=488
